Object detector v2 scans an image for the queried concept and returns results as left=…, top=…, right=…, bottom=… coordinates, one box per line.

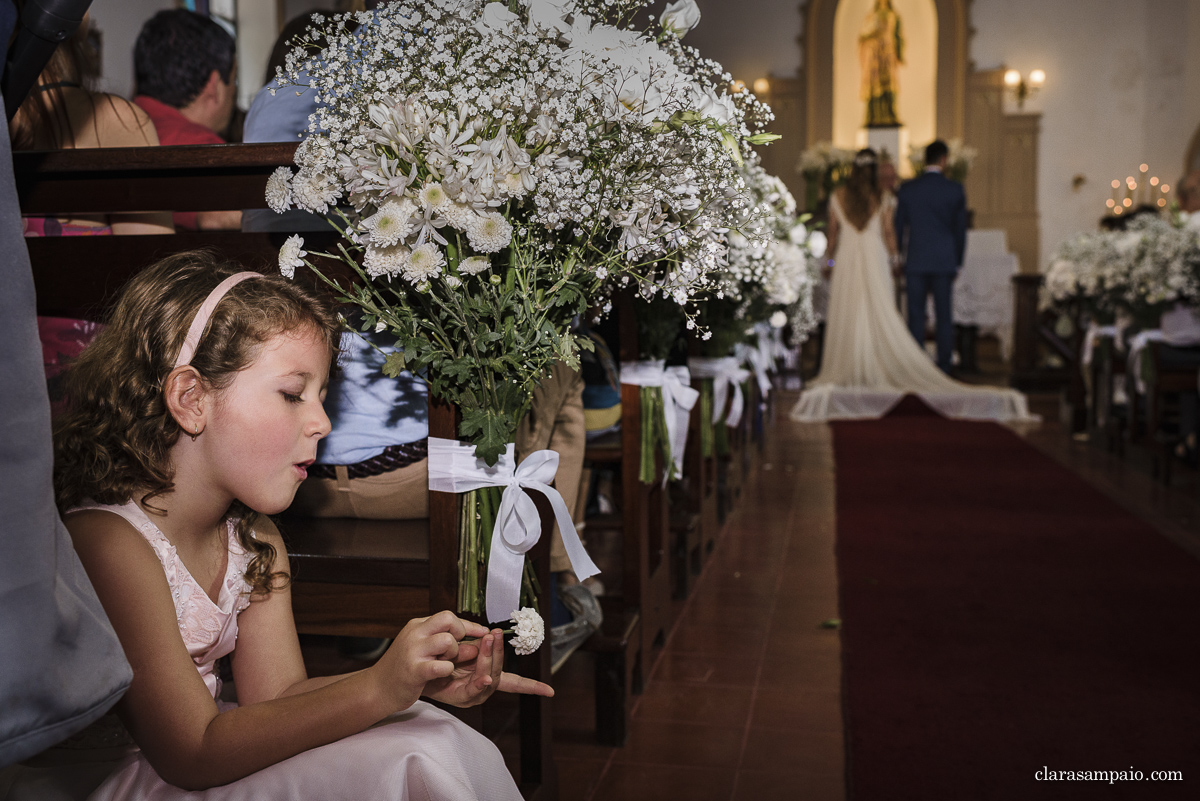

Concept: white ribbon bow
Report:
left=734, top=342, right=772, bottom=400
left=620, top=360, right=699, bottom=480
left=688, top=356, right=751, bottom=428
left=427, top=437, right=599, bottom=623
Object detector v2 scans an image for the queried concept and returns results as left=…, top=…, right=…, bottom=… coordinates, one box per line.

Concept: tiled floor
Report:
left=551, top=410, right=845, bottom=801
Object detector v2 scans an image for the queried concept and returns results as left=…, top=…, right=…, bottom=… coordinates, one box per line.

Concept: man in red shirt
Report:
left=133, top=10, right=241, bottom=230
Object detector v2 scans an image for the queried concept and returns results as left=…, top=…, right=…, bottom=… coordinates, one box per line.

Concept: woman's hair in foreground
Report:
left=842, top=148, right=881, bottom=231
left=53, top=250, right=341, bottom=595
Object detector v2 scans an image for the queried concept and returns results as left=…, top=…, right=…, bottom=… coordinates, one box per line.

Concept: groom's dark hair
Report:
left=924, top=140, right=950, bottom=166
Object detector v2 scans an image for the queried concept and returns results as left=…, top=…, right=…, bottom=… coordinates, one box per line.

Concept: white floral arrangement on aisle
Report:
left=270, top=0, right=776, bottom=465
left=706, top=158, right=821, bottom=353
left=796, top=141, right=855, bottom=180
left=906, top=138, right=977, bottom=183
left=268, top=0, right=777, bottom=616
left=1044, top=214, right=1200, bottom=321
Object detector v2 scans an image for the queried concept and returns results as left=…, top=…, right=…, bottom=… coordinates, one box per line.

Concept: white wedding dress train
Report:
left=791, top=195, right=1035, bottom=422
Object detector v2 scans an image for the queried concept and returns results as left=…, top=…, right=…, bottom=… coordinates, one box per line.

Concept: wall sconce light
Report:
left=752, top=78, right=770, bottom=96
left=1003, top=68, right=1045, bottom=109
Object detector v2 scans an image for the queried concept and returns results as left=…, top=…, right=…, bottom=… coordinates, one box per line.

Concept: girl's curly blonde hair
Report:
left=53, top=250, right=342, bottom=596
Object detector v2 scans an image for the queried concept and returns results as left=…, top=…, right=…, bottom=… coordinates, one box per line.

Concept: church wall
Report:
left=687, top=0, right=805, bottom=85
left=86, top=0, right=176, bottom=99
left=970, top=0, right=1200, bottom=269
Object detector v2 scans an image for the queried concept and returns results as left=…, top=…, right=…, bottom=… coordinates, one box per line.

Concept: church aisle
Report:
left=553, top=397, right=845, bottom=801
left=833, top=398, right=1200, bottom=800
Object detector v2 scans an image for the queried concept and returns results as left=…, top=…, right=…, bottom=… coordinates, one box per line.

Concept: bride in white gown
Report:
left=791, top=149, right=1034, bottom=421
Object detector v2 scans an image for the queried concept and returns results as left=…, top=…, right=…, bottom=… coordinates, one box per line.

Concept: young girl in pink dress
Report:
left=49, top=251, right=550, bottom=799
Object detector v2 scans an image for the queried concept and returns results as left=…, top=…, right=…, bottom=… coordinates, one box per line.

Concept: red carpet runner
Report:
left=833, top=398, right=1200, bottom=800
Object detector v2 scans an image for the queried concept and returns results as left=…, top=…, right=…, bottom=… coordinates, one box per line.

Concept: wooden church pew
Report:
left=17, top=142, right=556, bottom=798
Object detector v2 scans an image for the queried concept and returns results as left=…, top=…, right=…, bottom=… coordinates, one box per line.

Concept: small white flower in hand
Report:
left=509, top=607, right=544, bottom=655
left=278, top=235, right=306, bottom=279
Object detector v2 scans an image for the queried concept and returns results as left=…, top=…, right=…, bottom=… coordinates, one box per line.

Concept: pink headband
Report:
left=173, top=272, right=261, bottom=368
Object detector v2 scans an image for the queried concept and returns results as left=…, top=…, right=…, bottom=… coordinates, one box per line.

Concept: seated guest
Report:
left=11, top=17, right=173, bottom=236
left=133, top=9, right=241, bottom=230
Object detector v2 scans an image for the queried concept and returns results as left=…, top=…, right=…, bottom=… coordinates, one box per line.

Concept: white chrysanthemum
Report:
left=363, top=244, right=410, bottom=278
left=467, top=212, right=512, bottom=253
left=363, top=198, right=416, bottom=247
left=442, top=201, right=479, bottom=231
left=418, top=181, right=450, bottom=211
left=266, top=167, right=292, bottom=213
left=458, top=256, right=491, bottom=275
left=509, top=607, right=544, bottom=656
left=770, top=310, right=789, bottom=329
left=402, top=243, right=446, bottom=284
left=444, top=274, right=462, bottom=288
left=291, top=170, right=340, bottom=214
left=278, top=235, right=305, bottom=279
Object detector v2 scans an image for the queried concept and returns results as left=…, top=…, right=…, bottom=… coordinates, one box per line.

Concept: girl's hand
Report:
left=423, top=629, right=555, bottom=707
left=371, top=611, right=490, bottom=713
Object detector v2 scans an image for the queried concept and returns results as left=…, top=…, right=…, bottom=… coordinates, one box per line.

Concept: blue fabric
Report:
left=242, top=69, right=429, bottom=464
left=0, top=43, right=133, bottom=763
left=582, top=384, right=620, bottom=410
left=906, top=272, right=956, bottom=373
left=894, top=170, right=968, bottom=275
left=317, top=330, right=429, bottom=465
left=242, top=73, right=319, bottom=145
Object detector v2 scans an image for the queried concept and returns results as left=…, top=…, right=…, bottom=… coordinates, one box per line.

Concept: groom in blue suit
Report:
left=895, top=140, right=968, bottom=374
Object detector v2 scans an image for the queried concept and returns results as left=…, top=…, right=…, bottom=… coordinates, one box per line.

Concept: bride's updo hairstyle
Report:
left=53, top=250, right=341, bottom=595
left=841, top=148, right=881, bottom=231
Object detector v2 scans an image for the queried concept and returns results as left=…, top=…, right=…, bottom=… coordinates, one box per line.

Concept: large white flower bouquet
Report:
left=269, top=0, right=776, bottom=614
left=1044, top=215, right=1200, bottom=323
left=796, top=141, right=854, bottom=211
left=707, top=158, right=821, bottom=354
left=271, top=0, right=775, bottom=465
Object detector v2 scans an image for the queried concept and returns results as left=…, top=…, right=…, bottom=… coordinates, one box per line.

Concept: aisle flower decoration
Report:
left=796, top=141, right=854, bottom=212
left=1044, top=215, right=1200, bottom=323
left=268, top=0, right=778, bottom=615
left=907, top=138, right=977, bottom=183
left=689, top=158, right=821, bottom=454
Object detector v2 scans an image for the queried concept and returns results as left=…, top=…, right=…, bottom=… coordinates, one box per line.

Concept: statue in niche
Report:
left=858, top=0, right=905, bottom=127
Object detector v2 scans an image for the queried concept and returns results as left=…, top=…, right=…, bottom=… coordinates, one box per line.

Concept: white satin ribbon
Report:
left=427, top=437, right=599, bottom=623
left=734, top=342, right=772, bottom=400
left=769, top=325, right=789, bottom=361
left=688, top=356, right=751, bottom=428
left=620, top=360, right=699, bottom=480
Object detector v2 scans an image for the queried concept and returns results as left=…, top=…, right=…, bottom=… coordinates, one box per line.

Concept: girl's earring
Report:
left=189, top=429, right=200, bottom=442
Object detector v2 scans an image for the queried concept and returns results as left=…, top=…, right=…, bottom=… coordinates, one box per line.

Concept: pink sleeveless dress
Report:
left=67, top=501, right=521, bottom=801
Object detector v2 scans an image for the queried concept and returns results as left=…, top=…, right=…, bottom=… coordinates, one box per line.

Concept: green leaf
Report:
left=746, top=132, right=783, bottom=145
left=459, top=407, right=514, bottom=466
left=382, top=351, right=407, bottom=377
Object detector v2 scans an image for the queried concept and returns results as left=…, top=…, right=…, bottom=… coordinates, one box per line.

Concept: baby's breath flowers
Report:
left=700, top=157, right=821, bottom=354
left=271, top=0, right=777, bottom=465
